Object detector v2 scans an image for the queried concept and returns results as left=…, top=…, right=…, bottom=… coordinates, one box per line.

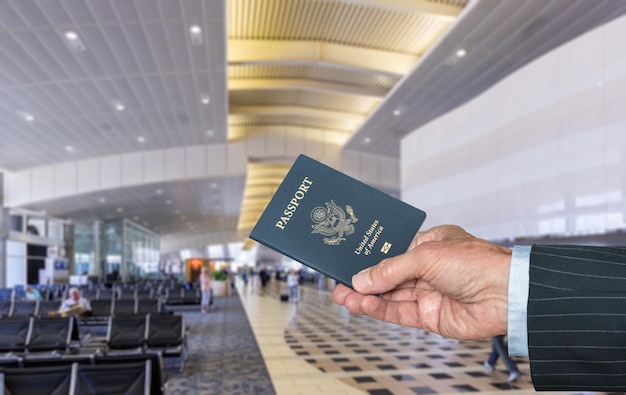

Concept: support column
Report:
left=121, top=219, right=127, bottom=283
left=0, top=173, right=7, bottom=287
left=63, top=223, right=75, bottom=275
left=0, top=209, right=7, bottom=288
left=93, top=221, right=102, bottom=279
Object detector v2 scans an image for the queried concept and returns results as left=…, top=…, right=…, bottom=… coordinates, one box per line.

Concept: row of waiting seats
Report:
left=1, top=280, right=202, bottom=304
left=0, top=315, right=184, bottom=394
left=77, top=287, right=157, bottom=301
left=68, top=286, right=200, bottom=305
left=1, top=358, right=156, bottom=395
left=0, top=297, right=165, bottom=321
left=0, top=316, right=78, bottom=355
left=0, top=313, right=187, bottom=371
left=0, top=299, right=61, bottom=318
left=102, top=313, right=187, bottom=372
left=85, top=298, right=163, bottom=324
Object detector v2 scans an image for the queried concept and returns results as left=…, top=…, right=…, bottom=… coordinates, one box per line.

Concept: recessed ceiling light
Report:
left=363, top=137, right=372, bottom=144
left=206, top=130, right=214, bottom=137
left=393, top=106, right=405, bottom=116
left=189, top=25, right=203, bottom=45
left=201, top=94, right=210, bottom=105
left=456, top=48, right=467, bottom=58
left=19, top=111, right=35, bottom=122
left=63, top=30, right=86, bottom=52
left=155, top=189, right=162, bottom=195
left=99, top=197, right=106, bottom=203
left=111, top=100, right=125, bottom=111
left=64, top=31, right=78, bottom=41
left=137, top=136, right=146, bottom=143
left=117, top=207, right=123, bottom=213
left=65, top=145, right=74, bottom=152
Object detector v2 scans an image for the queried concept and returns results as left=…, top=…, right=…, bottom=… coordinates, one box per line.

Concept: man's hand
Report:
left=332, top=225, right=511, bottom=340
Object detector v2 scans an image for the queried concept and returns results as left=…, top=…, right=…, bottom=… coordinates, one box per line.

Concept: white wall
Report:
left=5, top=240, right=25, bottom=288
left=401, top=16, right=626, bottom=241
left=5, top=130, right=398, bottom=208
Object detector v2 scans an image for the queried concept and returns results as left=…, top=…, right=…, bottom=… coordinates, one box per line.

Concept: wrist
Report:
left=494, top=245, right=512, bottom=335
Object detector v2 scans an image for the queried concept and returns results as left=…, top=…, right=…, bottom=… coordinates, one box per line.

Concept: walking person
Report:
left=200, top=267, right=212, bottom=314
left=286, top=269, right=300, bottom=303
left=484, top=335, right=520, bottom=382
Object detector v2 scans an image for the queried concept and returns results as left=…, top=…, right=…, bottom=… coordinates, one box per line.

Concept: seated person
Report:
left=52, top=287, right=92, bottom=317
left=24, top=286, right=42, bottom=301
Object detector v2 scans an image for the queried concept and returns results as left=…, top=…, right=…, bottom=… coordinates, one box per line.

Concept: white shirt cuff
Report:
left=507, top=245, right=531, bottom=357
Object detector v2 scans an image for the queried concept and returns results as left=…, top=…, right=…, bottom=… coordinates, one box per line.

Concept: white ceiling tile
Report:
left=3, top=33, right=42, bottom=85
left=34, top=29, right=79, bottom=79
left=9, top=1, right=48, bottom=28
left=0, top=54, right=30, bottom=87
left=123, top=24, right=158, bottom=73
left=160, top=73, right=184, bottom=107
left=0, top=67, right=14, bottom=88
left=180, top=0, right=203, bottom=23
left=34, top=0, right=73, bottom=25
left=205, top=20, right=226, bottom=70
left=189, top=42, right=207, bottom=72
left=60, top=0, right=98, bottom=25
left=163, top=22, right=191, bottom=71
left=79, top=26, right=121, bottom=75
left=156, top=0, right=182, bottom=20
left=134, top=0, right=161, bottom=21
left=100, top=24, right=141, bottom=75
left=127, top=78, right=154, bottom=111
left=143, top=23, right=175, bottom=72
left=0, top=3, right=26, bottom=29
left=111, top=0, right=141, bottom=22
left=191, top=70, right=211, bottom=95
left=143, top=75, right=169, bottom=108
left=84, top=0, right=117, bottom=24
left=205, top=0, right=225, bottom=21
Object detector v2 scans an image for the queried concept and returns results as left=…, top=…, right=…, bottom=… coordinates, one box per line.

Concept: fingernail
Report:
left=352, top=268, right=372, bottom=291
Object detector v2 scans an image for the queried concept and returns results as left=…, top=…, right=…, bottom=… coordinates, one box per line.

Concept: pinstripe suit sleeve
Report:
left=528, top=244, right=626, bottom=391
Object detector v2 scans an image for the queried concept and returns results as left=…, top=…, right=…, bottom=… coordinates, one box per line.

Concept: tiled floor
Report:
left=165, top=295, right=275, bottom=395
left=148, top=276, right=611, bottom=394
left=237, top=277, right=608, bottom=395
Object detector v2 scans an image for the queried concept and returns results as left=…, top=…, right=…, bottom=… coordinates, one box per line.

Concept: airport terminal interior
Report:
left=2, top=0, right=626, bottom=394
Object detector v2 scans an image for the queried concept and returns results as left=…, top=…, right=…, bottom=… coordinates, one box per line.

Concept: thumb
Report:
left=352, top=251, right=424, bottom=294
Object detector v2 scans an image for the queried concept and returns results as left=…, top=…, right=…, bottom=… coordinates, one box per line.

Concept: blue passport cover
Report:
left=249, top=155, right=427, bottom=288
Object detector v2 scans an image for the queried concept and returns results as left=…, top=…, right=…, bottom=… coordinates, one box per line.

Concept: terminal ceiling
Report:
left=0, top=0, right=624, bottom=252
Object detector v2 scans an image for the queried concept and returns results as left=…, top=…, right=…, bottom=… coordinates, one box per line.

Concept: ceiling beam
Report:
left=350, top=0, right=461, bottom=20
left=228, top=40, right=418, bottom=75
left=229, top=105, right=367, bottom=123
left=227, top=126, right=352, bottom=146
left=228, top=78, right=388, bottom=99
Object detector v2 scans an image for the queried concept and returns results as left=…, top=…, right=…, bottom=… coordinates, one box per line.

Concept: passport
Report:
left=249, top=154, right=427, bottom=288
